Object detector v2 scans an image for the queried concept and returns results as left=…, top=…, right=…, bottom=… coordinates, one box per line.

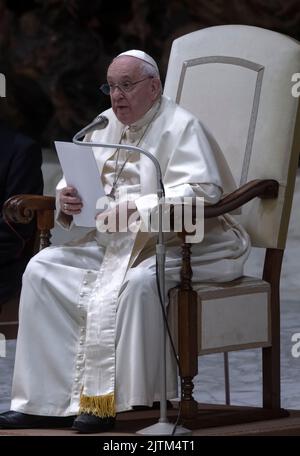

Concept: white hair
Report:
left=139, top=60, right=160, bottom=79
left=138, top=60, right=162, bottom=95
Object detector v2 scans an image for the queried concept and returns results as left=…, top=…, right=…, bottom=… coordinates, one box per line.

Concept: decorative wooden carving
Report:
left=3, top=194, right=56, bottom=250
left=177, top=232, right=198, bottom=420
left=180, top=240, right=193, bottom=291
left=4, top=194, right=55, bottom=222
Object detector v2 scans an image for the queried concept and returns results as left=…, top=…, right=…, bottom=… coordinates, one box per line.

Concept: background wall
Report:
left=1, top=0, right=300, bottom=146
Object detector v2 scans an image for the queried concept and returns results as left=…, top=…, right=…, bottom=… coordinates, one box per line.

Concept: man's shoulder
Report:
left=162, top=96, right=198, bottom=120
left=161, top=96, right=200, bottom=127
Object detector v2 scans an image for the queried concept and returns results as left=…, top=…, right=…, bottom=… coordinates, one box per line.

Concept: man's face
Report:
left=107, top=56, right=160, bottom=125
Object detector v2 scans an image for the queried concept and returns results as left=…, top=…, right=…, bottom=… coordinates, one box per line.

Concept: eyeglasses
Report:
left=100, top=77, right=152, bottom=95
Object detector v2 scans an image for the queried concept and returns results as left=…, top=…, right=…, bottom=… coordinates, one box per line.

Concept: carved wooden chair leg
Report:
left=262, top=248, right=283, bottom=409
left=37, top=209, right=54, bottom=249
left=178, top=236, right=198, bottom=420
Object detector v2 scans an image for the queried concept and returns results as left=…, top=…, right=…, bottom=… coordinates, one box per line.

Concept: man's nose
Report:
left=111, top=87, right=125, bottom=100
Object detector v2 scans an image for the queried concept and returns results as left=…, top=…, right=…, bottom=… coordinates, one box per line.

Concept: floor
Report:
left=0, top=406, right=300, bottom=436
left=0, top=151, right=299, bottom=434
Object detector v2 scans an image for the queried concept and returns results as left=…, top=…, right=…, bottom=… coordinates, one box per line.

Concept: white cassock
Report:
left=11, top=96, right=250, bottom=417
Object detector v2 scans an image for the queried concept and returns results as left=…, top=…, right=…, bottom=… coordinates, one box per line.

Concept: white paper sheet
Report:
left=55, top=141, right=106, bottom=227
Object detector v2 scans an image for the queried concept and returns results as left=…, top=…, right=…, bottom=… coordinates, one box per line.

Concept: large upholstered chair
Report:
left=164, top=25, right=300, bottom=422
left=3, top=25, right=300, bottom=427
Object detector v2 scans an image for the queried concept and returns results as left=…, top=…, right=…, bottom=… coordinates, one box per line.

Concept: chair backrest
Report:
left=164, top=25, right=300, bottom=248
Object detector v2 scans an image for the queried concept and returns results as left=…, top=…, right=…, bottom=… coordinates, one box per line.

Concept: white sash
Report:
left=80, top=230, right=136, bottom=416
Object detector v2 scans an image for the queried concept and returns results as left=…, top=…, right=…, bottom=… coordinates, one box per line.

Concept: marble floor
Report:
left=0, top=151, right=299, bottom=412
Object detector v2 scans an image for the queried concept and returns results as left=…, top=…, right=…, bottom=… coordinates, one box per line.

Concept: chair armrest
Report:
left=171, top=179, right=279, bottom=231
left=3, top=194, right=56, bottom=250
left=4, top=194, right=55, bottom=225
left=204, top=179, right=279, bottom=219
left=175, top=178, right=279, bottom=293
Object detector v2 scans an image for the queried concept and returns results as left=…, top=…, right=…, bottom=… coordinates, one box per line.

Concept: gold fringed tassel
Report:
left=79, top=392, right=115, bottom=418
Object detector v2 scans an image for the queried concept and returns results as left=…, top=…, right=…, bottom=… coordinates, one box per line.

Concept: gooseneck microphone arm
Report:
left=72, top=117, right=164, bottom=200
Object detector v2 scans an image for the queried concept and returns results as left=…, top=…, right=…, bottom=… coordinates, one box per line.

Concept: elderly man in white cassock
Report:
left=0, top=50, right=250, bottom=433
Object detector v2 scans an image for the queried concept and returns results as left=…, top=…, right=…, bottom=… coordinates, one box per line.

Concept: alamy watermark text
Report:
left=0, top=73, right=6, bottom=97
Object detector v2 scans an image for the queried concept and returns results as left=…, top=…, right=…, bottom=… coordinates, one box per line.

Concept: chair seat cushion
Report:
left=168, top=276, right=270, bottom=354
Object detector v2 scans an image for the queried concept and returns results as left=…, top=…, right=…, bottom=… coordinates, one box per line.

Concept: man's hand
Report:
left=96, top=200, right=139, bottom=232
left=60, top=186, right=83, bottom=215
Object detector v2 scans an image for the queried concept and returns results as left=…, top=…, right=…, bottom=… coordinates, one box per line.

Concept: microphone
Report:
left=72, top=115, right=109, bottom=142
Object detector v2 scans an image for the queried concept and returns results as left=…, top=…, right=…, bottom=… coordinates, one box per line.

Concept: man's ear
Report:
left=150, top=78, right=161, bottom=99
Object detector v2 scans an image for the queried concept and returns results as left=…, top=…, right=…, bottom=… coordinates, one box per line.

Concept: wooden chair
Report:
left=164, top=25, right=300, bottom=425
left=2, top=25, right=300, bottom=428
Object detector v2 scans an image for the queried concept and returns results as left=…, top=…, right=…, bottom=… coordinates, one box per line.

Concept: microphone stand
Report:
left=73, top=131, right=191, bottom=436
